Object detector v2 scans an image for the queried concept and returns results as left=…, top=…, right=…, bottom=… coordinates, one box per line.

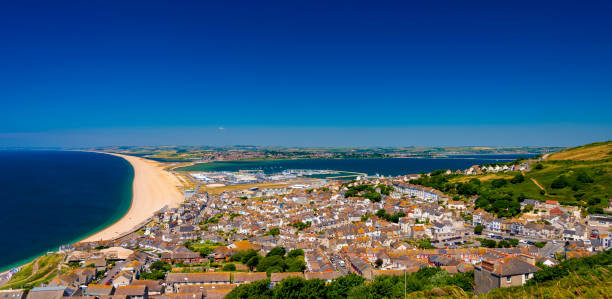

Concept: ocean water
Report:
left=177, top=154, right=534, bottom=176
left=0, top=151, right=133, bottom=271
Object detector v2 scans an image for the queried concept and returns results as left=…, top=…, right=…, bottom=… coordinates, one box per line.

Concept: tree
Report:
left=417, top=238, right=435, bottom=249
left=498, top=240, right=511, bottom=248
left=375, top=258, right=383, bottom=268
left=374, top=209, right=405, bottom=223
left=225, top=279, right=273, bottom=299
left=287, top=249, right=304, bottom=259
left=325, top=274, right=364, bottom=299
left=587, top=197, right=602, bottom=206
left=364, top=274, right=406, bottom=298
left=265, top=228, right=280, bottom=236
left=576, top=171, right=594, bottom=184
left=474, top=224, right=484, bottom=235
left=510, top=174, right=525, bottom=184
left=231, top=249, right=259, bottom=263
left=266, top=247, right=286, bottom=258
left=457, top=182, right=478, bottom=195
left=534, top=163, right=544, bottom=170
left=289, top=221, right=311, bottom=231
left=551, top=176, right=568, bottom=189
left=469, top=178, right=481, bottom=185
left=246, top=255, right=261, bottom=271
left=480, top=239, right=497, bottom=248
left=150, top=260, right=172, bottom=272
left=257, top=255, right=286, bottom=273
left=273, top=277, right=326, bottom=299
left=196, top=246, right=213, bottom=257
left=140, top=260, right=172, bottom=280
left=364, top=191, right=382, bottom=202
left=491, top=179, right=508, bottom=188
left=225, top=266, right=478, bottom=298
left=286, top=258, right=306, bottom=272
left=222, top=263, right=236, bottom=271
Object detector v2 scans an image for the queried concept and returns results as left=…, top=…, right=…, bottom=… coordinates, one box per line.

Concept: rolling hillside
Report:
left=547, top=141, right=612, bottom=161
left=487, top=141, right=610, bottom=213
left=424, top=141, right=612, bottom=216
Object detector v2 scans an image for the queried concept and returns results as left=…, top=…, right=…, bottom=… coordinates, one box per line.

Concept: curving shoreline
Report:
left=81, top=153, right=183, bottom=242
left=1, top=151, right=170, bottom=281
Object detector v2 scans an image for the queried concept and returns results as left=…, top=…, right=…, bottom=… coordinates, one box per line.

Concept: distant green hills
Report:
left=90, top=145, right=562, bottom=161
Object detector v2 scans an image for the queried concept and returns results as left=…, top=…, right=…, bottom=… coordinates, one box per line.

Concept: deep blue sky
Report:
left=1, top=0, right=611, bottom=147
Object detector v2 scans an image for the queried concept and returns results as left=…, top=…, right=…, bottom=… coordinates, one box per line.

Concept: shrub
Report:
left=222, top=263, right=236, bottom=271
left=551, top=176, right=568, bottom=189
left=491, top=179, right=508, bottom=188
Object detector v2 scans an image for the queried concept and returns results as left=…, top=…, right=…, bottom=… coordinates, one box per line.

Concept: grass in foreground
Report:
left=483, top=266, right=612, bottom=299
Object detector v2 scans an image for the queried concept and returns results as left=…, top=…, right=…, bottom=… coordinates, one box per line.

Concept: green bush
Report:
left=225, top=268, right=474, bottom=298
left=222, top=263, right=236, bottom=271
left=510, top=174, right=525, bottom=184
left=551, top=176, right=568, bottom=189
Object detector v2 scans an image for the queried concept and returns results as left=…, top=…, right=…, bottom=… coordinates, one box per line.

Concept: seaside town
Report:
left=1, top=143, right=611, bottom=298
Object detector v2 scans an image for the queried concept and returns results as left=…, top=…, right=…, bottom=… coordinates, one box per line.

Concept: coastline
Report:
left=1, top=152, right=150, bottom=279
left=81, top=152, right=183, bottom=242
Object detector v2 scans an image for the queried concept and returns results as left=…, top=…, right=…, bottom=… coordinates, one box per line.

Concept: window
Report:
left=506, top=276, right=512, bottom=283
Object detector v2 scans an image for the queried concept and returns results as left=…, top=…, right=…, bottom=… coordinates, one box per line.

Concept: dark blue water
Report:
left=0, top=151, right=133, bottom=271
left=177, top=154, right=534, bottom=176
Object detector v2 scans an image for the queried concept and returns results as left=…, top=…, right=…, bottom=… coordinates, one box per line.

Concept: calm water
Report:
left=0, top=151, right=133, bottom=271
left=177, top=155, right=534, bottom=176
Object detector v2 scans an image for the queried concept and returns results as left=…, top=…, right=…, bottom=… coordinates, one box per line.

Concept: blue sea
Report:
left=0, top=151, right=133, bottom=271
left=177, top=154, right=534, bottom=176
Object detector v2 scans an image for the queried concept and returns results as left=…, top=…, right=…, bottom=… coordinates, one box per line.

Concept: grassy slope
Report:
left=451, top=141, right=612, bottom=210
left=483, top=266, right=612, bottom=299
left=1, top=254, right=65, bottom=290
left=406, top=268, right=612, bottom=299
left=548, top=141, right=612, bottom=161
left=406, top=252, right=612, bottom=298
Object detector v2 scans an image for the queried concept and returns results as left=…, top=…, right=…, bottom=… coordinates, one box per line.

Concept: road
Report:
left=480, top=229, right=560, bottom=243
left=99, top=260, right=127, bottom=285
left=183, top=172, right=203, bottom=193
left=530, top=177, right=545, bottom=192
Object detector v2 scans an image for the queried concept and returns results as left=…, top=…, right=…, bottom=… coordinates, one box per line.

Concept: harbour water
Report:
left=177, top=155, right=533, bottom=176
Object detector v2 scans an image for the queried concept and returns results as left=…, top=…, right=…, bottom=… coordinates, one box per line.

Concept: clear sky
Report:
left=1, top=0, right=611, bottom=147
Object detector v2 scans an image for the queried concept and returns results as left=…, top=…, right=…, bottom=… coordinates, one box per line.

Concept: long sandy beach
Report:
left=82, top=153, right=183, bottom=242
